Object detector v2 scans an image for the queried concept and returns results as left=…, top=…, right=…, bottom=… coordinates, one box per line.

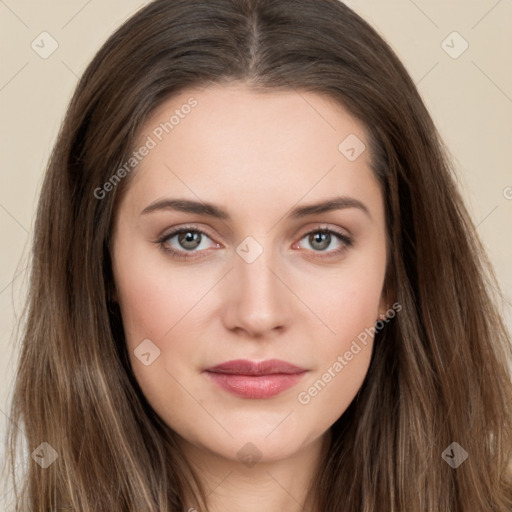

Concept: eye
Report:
left=294, top=227, right=353, bottom=258
left=156, top=225, right=353, bottom=261
left=157, top=226, right=220, bottom=260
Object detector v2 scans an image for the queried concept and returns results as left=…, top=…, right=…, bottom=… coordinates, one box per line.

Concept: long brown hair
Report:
left=4, top=0, right=512, bottom=510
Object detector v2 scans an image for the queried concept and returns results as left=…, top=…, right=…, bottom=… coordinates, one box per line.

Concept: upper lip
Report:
left=204, top=359, right=307, bottom=376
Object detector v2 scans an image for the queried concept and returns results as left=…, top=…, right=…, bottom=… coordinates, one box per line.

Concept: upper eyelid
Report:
left=160, top=225, right=214, bottom=242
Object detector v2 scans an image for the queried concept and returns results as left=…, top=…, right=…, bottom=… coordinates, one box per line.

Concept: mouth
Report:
left=203, top=359, right=308, bottom=399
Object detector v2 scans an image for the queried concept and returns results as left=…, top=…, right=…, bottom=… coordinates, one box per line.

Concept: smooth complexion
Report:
left=111, top=82, right=389, bottom=512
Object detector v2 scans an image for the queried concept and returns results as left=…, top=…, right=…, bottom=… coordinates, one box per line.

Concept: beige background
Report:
left=1, top=0, right=511, bottom=506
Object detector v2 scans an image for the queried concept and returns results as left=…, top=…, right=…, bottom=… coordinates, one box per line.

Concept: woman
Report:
left=5, top=0, right=512, bottom=510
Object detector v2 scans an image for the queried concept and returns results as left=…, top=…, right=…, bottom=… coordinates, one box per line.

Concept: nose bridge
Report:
left=225, top=235, right=291, bottom=334
left=238, top=248, right=277, bottom=297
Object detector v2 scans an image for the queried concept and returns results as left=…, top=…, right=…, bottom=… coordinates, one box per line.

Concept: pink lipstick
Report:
left=203, top=359, right=307, bottom=399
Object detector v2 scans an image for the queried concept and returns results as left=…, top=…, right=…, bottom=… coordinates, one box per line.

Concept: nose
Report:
left=221, top=242, right=292, bottom=338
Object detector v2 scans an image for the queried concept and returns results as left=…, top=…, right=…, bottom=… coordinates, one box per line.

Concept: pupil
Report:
left=179, top=231, right=201, bottom=250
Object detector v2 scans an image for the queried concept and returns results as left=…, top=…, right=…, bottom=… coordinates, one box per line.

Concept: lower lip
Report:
left=204, top=371, right=307, bottom=399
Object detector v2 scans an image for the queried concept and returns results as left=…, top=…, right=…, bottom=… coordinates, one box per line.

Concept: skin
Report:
left=111, top=82, right=389, bottom=512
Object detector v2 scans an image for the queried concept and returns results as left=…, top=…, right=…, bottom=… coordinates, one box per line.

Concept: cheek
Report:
left=291, top=248, right=385, bottom=421
left=298, top=249, right=387, bottom=341
left=116, top=271, right=177, bottom=346
left=293, top=270, right=382, bottom=427
left=114, top=242, right=207, bottom=344
left=114, top=253, right=206, bottom=430
left=296, top=343, right=373, bottom=437
left=113, top=244, right=220, bottom=397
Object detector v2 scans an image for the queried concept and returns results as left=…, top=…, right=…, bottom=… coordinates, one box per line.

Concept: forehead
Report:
left=120, top=83, right=382, bottom=222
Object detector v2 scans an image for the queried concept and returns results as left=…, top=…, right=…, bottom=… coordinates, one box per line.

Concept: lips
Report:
left=203, top=359, right=307, bottom=399
left=205, top=359, right=306, bottom=376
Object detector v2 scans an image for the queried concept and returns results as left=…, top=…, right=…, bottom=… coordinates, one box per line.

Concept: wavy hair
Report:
left=4, top=0, right=512, bottom=510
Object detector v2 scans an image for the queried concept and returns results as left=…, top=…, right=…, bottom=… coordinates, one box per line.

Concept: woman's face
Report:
left=111, top=82, right=388, bottom=465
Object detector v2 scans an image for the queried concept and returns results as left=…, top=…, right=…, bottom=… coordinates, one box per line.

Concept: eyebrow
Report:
left=140, top=195, right=372, bottom=221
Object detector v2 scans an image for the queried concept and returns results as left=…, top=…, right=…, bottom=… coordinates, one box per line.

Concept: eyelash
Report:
left=156, top=224, right=353, bottom=261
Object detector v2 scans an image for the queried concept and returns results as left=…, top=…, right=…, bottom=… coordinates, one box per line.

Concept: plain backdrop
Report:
left=1, top=0, right=511, bottom=505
